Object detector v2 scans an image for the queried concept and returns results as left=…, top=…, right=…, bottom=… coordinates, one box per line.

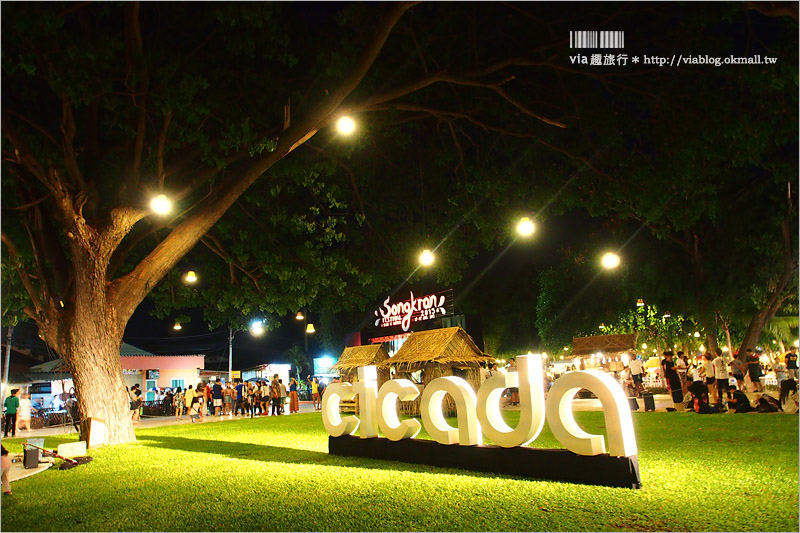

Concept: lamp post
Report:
left=227, top=319, right=266, bottom=383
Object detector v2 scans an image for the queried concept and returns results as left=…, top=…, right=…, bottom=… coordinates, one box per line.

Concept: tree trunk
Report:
left=61, top=317, right=135, bottom=445
left=38, top=240, right=137, bottom=445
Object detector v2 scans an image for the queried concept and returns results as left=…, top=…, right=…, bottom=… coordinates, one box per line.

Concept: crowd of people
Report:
left=160, top=375, right=325, bottom=423
left=655, top=346, right=798, bottom=414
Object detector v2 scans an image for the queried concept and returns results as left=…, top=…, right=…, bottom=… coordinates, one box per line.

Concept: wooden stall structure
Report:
left=330, top=344, right=391, bottom=414
left=571, top=333, right=636, bottom=372
left=382, top=327, right=493, bottom=416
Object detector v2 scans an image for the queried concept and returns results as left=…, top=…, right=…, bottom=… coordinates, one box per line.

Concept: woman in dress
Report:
left=289, top=377, right=299, bottom=414
left=173, top=387, right=185, bottom=421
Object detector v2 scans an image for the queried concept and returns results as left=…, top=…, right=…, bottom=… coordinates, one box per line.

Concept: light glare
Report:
left=516, top=217, right=536, bottom=237
left=419, top=249, right=435, bottom=267
left=601, top=252, right=621, bottom=269
left=150, top=194, right=172, bottom=215
left=336, top=116, right=356, bottom=135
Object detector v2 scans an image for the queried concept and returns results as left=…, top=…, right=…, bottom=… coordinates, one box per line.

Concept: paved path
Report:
left=13, top=400, right=321, bottom=439
left=12, top=391, right=781, bottom=440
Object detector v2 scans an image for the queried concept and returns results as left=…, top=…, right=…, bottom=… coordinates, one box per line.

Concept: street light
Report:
left=336, top=116, right=356, bottom=135
left=306, top=323, right=316, bottom=334
left=150, top=194, right=171, bottom=215
left=185, top=270, right=197, bottom=283
left=249, top=319, right=266, bottom=337
left=636, top=298, right=645, bottom=307
left=601, top=252, right=621, bottom=269
left=516, top=217, right=536, bottom=237
left=419, top=249, right=434, bottom=267
left=173, top=322, right=182, bottom=331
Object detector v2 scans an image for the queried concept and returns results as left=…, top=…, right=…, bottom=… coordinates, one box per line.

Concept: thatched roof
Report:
left=330, top=344, right=390, bottom=372
left=383, top=327, right=492, bottom=369
left=572, top=334, right=636, bottom=356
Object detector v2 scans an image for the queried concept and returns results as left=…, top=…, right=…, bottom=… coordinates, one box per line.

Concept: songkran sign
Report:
left=322, top=354, right=641, bottom=488
left=373, top=289, right=453, bottom=331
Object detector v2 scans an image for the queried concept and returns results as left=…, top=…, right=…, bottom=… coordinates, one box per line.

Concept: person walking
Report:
left=729, top=354, right=746, bottom=391
left=3, top=389, right=20, bottom=438
left=173, top=387, right=185, bottom=420
left=289, top=377, right=299, bottom=413
left=17, top=392, right=33, bottom=432
left=628, top=356, right=645, bottom=397
left=260, top=381, right=270, bottom=415
left=746, top=349, right=764, bottom=392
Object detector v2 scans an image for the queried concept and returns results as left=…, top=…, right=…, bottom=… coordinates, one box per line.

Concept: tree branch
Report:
left=1, top=232, right=44, bottom=315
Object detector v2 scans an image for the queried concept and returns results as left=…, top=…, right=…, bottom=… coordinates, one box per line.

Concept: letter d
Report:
left=476, top=354, right=545, bottom=447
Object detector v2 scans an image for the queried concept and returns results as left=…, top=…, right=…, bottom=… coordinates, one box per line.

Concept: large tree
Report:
left=0, top=2, right=583, bottom=444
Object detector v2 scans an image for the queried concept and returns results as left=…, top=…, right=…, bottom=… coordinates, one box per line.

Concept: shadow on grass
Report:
left=136, top=434, right=535, bottom=481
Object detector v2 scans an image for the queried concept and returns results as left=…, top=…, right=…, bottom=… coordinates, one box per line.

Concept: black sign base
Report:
left=329, top=435, right=641, bottom=489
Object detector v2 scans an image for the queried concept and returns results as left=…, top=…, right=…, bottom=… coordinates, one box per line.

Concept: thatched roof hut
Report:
left=330, top=344, right=391, bottom=386
left=383, top=327, right=493, bottom=415
left=571, top=333, right=636, bottom=356
left=571, top=333, right=636, bottom=371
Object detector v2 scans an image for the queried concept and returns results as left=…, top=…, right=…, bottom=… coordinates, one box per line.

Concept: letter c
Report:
left=377, top=379, right=421, bottom=440
left=322, top=382, right=359, bottom=437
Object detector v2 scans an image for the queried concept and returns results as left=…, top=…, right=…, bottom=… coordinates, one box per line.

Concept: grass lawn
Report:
left=1, top=411, right=797, bottom=532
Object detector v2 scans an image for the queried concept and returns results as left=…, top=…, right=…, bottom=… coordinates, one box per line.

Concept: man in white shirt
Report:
left=628, top=357, right=645, bottom=396
left=712, top=348, right=731, bottom=409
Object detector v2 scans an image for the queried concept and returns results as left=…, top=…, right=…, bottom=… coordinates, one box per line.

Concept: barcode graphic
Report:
left=570, top=31, right=625, bottom=49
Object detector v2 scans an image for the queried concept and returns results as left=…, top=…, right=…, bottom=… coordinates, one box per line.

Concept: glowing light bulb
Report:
left=336, top=116, right=356, bottom=135
left=601, top=252, right=621, bottom=269
left=150, top=194, right=172, bottom=215
left=516, top=217, right=536, bottom=237
left=419, top=249, right=434, bottom=267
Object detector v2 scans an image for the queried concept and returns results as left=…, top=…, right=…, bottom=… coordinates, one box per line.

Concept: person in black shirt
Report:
left=784, top=346, right=798, bottom=380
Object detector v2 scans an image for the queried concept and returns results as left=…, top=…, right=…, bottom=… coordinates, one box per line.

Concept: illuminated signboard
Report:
left=322, top=354, right=642, bottom=488
left=314, top=356, right=337, bottom=376
left=373, top=289, right=453, bottom=331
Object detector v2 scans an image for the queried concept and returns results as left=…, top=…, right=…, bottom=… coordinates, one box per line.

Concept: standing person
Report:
left=188, top=396, right=202, bottom=423
left=317, top=379, right=327, bottom=407
left=3, top=389, right=19, bottom=438
left=700, top=353, right=718, bottom=405
left=507, top=358, right=519, bottom=406
left=729, top=354, right=746, bottom=391
left=223, top=384, right=233, bottom=415
left=212, top=379, right=223, bottom=416
left=17, top=392, right=33, bottom=432
left=278, top=379, right=287, bottom=415
left=746, top=349, right=764, bottom=392
left=308, top=375, right=320, bottom=411
left=173, top=387, right=185, bottom=421
left=204, top=382, right=213, bottom=416
left=289, top=377, right=299, bottom=414
left=661, top=352, right=683, bottom=409
left=784, top=346, right=798, bottom=380
left=247, top=383, right=256, bottom=418
left=712, top=348, right=731, bottom=409
left=260, top=381, right=270, bottom=415
left=675, top=352, right=689, bottom=395
left=628, top=356, right=645, bottom=397
left=772, top=355, right=787, bottom=388
left=270, top=378, right=281, bottom=416
left=234, top=381, right=245, bottom=415
left=184, top=385, right=195, bottom=417
left=128, top=385, right=141, bottom=422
